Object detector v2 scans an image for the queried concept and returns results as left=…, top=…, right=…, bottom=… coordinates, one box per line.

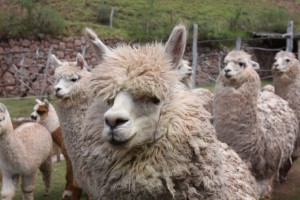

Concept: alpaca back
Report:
left=0, top=122, right=52, bottom=173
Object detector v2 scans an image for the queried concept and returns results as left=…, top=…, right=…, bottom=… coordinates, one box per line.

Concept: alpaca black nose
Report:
left=105, top=116, right=129, bottom=129
left=31, top=115, right=37, bottom=120
left=54, top=87, right=61, bottom=93
left=224, top=69, right=231, bottom=73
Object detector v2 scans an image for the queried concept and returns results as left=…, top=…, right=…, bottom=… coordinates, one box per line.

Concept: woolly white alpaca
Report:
left=0, top=103, right=52, bottom=200
left=30, top=99, right=82, bottom=200
left=272, top=50, right=300, bottom=181
left=213, top=50, right=298, bottom=198
left=72, top=25, right=259, bottom=199
left=51, top=53, right=93, bottom=197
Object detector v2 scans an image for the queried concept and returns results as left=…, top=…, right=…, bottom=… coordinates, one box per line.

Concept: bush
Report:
left=34, top=7, right=65, bottom=35
left=0, top=0, right=65, bottom=39
left=96, top=4, right=112, bottom=25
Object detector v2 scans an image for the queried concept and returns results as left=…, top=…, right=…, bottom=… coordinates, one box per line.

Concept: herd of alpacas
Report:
left=1, top=24, right=300, bottom=200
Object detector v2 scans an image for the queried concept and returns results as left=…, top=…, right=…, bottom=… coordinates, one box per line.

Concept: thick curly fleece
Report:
left=79, top=26, right=258, bottom=199
left=90, top=44, right=179, bottom=103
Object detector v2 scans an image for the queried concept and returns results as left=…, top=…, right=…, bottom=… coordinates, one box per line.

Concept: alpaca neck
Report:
left=41, top=104, right=60, bottom=133
left=0, top=127, right=24, bottom=165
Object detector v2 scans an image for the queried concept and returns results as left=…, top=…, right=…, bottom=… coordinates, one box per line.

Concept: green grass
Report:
left=0, top=96, right=36, bottom=118
left=14, top=162, right=66, bottom=200
left=39, top=0, right=300, bottom=41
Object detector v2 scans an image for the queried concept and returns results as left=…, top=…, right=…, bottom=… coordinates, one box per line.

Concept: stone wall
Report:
left=0, top=36, right=272, bottom=97
left=0, top=36, right=120, bottom=97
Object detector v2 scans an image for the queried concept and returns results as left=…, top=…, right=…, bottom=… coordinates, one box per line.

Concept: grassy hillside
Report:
left=2, top=0, right=299, bottom=42
left=45, top=0, right=299, bottom=41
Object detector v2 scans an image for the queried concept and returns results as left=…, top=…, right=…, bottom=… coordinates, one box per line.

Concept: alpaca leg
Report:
left=21, top=173, right=37, bottom=200
left=61, top=146, right=74, bottom=200
left=1, top=173, right=19, bottom=200
left=71, top=179, right=83, bottom=200
left=39, top=155, right=52, bottom=196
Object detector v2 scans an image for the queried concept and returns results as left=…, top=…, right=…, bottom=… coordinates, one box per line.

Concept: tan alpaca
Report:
left=0, top=103, right=52, bottom=200
left=272, top=51, right=300, bottom=181
left=71, top=25, right=259, bottom=199
left=30, top=98, right=82, bottom=200
left=51, top=53, right=92, bottom=198
left=213, top=50, right=298, bottom=198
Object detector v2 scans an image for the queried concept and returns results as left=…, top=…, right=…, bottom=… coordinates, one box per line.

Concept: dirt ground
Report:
left=272, top=160, right=300, bottom=200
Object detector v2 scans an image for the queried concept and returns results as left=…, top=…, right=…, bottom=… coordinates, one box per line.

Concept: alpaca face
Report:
left=54, top=72, right=81, bottom=99
left=103, top=91, right=163, bottom=148
left=31, top=99, right=49, bottom=123
left=221, top=51, right=252, bottom=80
left=85, top=24, right=187, bottom=149
left=178, top=60, right=192, bottom=79
left=52, top=53, right=89, bottom=99
left=272, top=51, right=296, bottom=74
left=0, top=104, right=12, bottom=135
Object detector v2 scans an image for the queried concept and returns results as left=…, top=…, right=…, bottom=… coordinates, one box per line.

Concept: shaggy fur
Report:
left=0, top=103, right=52, bottom=200
left=76, top=25, right=258, bottom=199
left=213, top=50, right=298, bottom=198
left=176, top=59, right=213, bottom=114
left=30, top=99, right=82, bottom=200
left=272, top=51, right=300, bottom=179
left=52, top=53, right=93, bottom=198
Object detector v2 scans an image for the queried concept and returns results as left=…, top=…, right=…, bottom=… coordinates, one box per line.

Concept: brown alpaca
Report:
left=31, top=99, right=83, bottom=200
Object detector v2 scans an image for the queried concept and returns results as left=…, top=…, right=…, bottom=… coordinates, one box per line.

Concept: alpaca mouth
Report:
left=107, top=130, right=135, bottom=147
left=109, top=138, right=129, bottom=146
left=225, top=74, right=232, bottom=79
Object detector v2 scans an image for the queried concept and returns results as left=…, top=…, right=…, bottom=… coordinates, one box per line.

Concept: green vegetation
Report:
left=0, top=0, right=65, bottom=39
left=14, top=162, right=66, bottom=200
left=47, top=0, right=297, bottom=41
left=0, top=0, right=298, bottom=41
left=0, top=96, right=36, bottom=118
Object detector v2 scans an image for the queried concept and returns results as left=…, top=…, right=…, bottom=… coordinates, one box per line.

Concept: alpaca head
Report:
left=0, top=103, right=13, bottom=135
left=221, top=50, right=259, bottom=82
left=52, top=53, right=89, bottom=99
left=85, top=24, right=186, bottom=149
left=272, top=51, right=299, bottom=76
left=178, top=59, right=192, bottom=79
left=31, top=99, right=50, bottom=123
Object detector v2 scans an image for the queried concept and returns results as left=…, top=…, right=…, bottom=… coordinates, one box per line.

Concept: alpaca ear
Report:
left=165, top=24, right=187, bottom=70
left=84, top=27, right=111, bottom=62
left=50, top=54, right=62, bottom=67
left=35, top=99, right=42, bottom=104
left=76, top=53, right=88, bottom=70
left=251, top=61, right=260, bottom=70
left=43, top=99, right=49, bottom=109
left=0, top=103, right=6, bottom=113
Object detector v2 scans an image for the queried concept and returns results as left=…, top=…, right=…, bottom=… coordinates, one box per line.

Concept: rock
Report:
left=22, top=39, right=31, bottom=47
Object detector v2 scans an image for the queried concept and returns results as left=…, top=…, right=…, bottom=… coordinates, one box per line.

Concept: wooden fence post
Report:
left=81, top=45, right=87, bottom=57
left=298, top=40, right=300, bottom=60
left=39, top=47, right=53, bottom=98
left=109, top=7, right=114, bottom=29
left=283, top=21, right=293, bottom=52
left=192, top=24, right=198, bottom=89
left=235, top=37, right=241, bottom=50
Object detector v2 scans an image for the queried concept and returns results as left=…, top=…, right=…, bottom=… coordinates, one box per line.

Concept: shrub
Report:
left=0, top=0, right=65, bottom=38
left=96, top=4, right=112, bottom=25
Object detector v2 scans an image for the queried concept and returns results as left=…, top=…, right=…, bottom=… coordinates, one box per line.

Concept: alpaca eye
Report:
left=37, top=111, right=45, bottom=115
left=286, top=59, right=290, bottom=63
left=107, top=99, right=114, bottom=106
left=239, top=62, right=245, bottom=67
left=151, top=96, right=160, bottom=105
left=71, top=78, right=78, bottom=82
